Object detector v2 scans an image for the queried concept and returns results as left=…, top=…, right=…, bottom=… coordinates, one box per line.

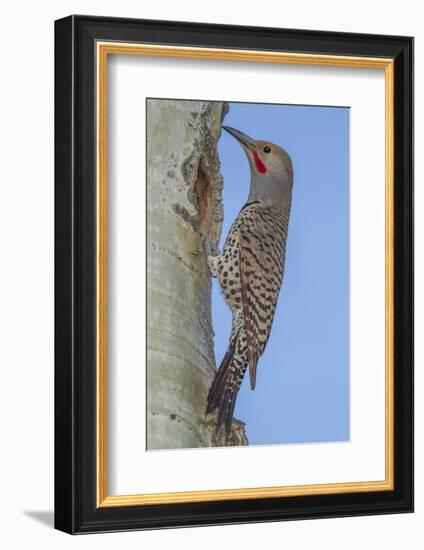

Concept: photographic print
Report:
left=146, top=98, right=349, bottom=450
left=55, top=17, right=413, bottom=533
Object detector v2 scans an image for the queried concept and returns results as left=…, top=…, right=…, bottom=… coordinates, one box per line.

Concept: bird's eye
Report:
left=263, top=145, right=271, bottom=153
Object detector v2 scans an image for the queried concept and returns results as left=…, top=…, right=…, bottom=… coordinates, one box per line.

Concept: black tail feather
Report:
left=206, top=339, right=236, bottom=414
left=206, top=330, right=246, bottom=432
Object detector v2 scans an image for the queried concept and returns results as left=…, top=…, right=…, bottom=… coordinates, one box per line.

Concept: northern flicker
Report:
left=206, top=125, right=293, bottom=432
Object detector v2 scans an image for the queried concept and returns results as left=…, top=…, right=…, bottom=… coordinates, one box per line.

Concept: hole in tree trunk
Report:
left=194, top=157, right=212, bottom=235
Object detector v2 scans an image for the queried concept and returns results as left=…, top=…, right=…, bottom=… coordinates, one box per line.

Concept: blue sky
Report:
left=212, top=102, right=350, bottom=446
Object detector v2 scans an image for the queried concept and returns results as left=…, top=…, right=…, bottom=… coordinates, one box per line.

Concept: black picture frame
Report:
left=55, top=14, right=413, bottom=534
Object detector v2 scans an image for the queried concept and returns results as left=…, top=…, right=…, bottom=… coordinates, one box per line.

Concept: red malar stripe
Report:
left=252, top=150, right=267, bottom=174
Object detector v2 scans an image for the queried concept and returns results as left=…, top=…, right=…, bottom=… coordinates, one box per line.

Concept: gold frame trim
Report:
left=96, top=42, right=395, bottom=508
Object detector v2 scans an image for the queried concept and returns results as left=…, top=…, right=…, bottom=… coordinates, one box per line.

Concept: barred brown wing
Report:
left=237, top=204, right=288, bottom=389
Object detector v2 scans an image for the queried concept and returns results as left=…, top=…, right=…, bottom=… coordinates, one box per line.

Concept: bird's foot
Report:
left=191, top=234, right=207, bottom=257
left=193, top=234, right=220, bottom=277
left=205, top=237, right=220, bottom=278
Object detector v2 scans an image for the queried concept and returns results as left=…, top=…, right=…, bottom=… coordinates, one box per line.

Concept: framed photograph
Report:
left=54, top=15, right=413, bottom=534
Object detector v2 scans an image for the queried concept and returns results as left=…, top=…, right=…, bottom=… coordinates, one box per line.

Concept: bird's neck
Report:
left=247, top=173, right=292, bottom=212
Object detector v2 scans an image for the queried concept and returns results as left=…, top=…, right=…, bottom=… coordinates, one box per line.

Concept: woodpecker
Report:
left=206, top=125, right=294, bottom=432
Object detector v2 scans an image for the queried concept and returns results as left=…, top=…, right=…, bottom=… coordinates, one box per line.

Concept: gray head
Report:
left=222, top=126, right=293, bottom=208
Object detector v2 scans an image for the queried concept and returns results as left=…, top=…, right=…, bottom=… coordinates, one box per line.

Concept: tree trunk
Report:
left=146, top=99, right=248, bottom=450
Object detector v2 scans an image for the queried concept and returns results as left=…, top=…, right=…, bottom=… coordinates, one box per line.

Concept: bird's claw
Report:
left=192, top=234, right=220, bottom=277
left=191, top=234, right=207, bottom=257
left=202, top=234, right=213, bottom=257
left=192, top=233, right=213, bottom=256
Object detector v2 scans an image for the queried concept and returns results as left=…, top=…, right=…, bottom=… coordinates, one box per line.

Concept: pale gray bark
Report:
left=146, top=99, right=248, bottom=450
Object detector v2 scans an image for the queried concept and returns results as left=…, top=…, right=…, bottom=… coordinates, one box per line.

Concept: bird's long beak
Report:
left=222, top=126, right=256, bottom=151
